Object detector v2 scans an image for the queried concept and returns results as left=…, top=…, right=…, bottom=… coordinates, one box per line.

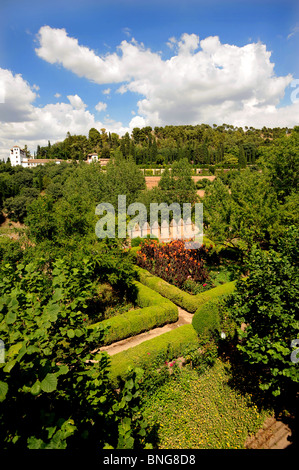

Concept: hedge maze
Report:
left=90, top=254, right=238, bottom=386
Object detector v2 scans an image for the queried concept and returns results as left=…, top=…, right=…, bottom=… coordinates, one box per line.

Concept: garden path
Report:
left=99, top=307, right=193, bottom=356
left=96, top=304, right=294, bottom=449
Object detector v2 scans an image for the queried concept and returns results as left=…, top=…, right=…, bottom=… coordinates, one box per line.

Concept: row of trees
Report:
left=31, top=124, right=296, bottom=167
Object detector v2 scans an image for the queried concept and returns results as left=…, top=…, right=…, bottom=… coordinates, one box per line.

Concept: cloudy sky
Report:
left=0, top=0, right=298, bottom=159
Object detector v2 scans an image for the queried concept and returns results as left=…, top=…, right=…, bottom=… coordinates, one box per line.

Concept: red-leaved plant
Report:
left=136, top=239, right=210, bottom=288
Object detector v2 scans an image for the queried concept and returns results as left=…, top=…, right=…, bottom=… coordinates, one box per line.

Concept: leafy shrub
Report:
left=231, top=226, right=299, bottom=397
left=136, top=266, right=236, bottom=312
left=89, top=281, right=178, bottom=345
left=0, top=254, right=152, bottom=449
left=192, top=297, right=236, bottom=342
left=109, top=324, right=200, bottom=387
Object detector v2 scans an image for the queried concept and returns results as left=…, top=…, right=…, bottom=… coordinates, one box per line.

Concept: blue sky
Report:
left=0, top=0, right=298, bottom=157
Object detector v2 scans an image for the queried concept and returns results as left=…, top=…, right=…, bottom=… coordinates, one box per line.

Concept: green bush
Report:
left=109, top=324, right=200, bottom=387
left=193, top=280, right=236, bottom=308
left=192, top=299, right=221, bottom=337
left=136, top=266, right=236, bottom=312
left=192, top=297, right=237, bottom=341
left=131, top=235, right=159, bottom=248
left=127, top=245, right=141, bottom=262
left=134, top=280, right=169, bottom=307
left=89, top=281, right=178, bottom=345
left=131, top=237, right=144, bottom=247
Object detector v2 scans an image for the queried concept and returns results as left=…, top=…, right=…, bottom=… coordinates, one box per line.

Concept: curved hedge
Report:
left=89, top=280, right=178, bottom=345
left=135, top=266, right=236, bottom=313
left=108, top=324, right=200, bottom=387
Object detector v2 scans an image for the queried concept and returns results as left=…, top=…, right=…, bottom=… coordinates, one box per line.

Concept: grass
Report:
left=141, top=358, right=273, bottom=449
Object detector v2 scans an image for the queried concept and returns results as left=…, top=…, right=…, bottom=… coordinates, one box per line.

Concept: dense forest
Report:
left=26, top=123, right=295, bottom=167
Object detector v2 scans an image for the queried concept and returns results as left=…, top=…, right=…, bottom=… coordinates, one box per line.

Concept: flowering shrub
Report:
left=136, top=239, right=209, bottom=289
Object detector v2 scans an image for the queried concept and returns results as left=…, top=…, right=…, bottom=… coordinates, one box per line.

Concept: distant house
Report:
left=9, top=146, right=28, bottom=167
left=9, top=146, right=62, bottom=167
left=86, top=153, right=99, bottom=164
left=9, top=146, right=109, bottom=168
left=87, top=153, right=110, bottom=166
left=27, top=158, right=63, bottom=168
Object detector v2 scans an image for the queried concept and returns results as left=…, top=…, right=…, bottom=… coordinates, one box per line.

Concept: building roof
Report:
left=27, top=158, right=63, bottom=163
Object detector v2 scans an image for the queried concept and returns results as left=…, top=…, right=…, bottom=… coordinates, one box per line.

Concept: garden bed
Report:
left=88, top=280, right=178, bottom=345
left=135, top=238, right=241, bottom=297
left=136, top=266, right=236, bottom=313
left=141, top=358, right=273, bottom=449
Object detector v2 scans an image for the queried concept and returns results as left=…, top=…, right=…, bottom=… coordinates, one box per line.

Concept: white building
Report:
left=9, top=146, right=62, bottom=167
left=87, top=153, right=99, bottom=164
left=9, top=146, right=28, bottom=167
left=9, top=146, right=109, bottom=167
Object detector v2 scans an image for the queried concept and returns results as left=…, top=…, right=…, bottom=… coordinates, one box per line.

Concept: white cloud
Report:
left=1, top=29, right=298, bottom=162
left=0, top=68, right=37, bottom=122
left=54, top=92, right=61, bottom=98
left=95, top=101, right=107, bottom=112
left=67, top=94, right=87, bottom=110
left=122, top=27, right=132, bottom=38
left=35, top=27, right=297, bottom=130
left=0, top=68, right=110, bottom=161
left=35, top=25, right=162, bottom=84
left=287, top=24, right=299, bottom=39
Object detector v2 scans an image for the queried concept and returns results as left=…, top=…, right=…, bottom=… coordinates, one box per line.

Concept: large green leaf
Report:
left=31, top=380, right=41, bottom=396
left=5, top=310, right=17, bottom=325
left=0, top=381, right=8, bottom=402
left=40, top=373, right=58, bottom=393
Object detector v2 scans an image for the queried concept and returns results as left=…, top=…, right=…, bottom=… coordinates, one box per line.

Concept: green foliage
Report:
left=105, top=153, right=146, bottom=207
left=192, top=297, right=237, bottom=342
left=4, top=189, right=39, bottom=223
left=89, top=281, right=178, bottom=345
left=0, top=255, right=152, bottom=449
left=109, top=324, right=200, bottom=387
left=141, top=360, right=272, bottom=449
left=204, top=169, right=284, bottom=248
left=136, top=266, right=236, bottom=313
left=263, top=131, right=299, bottom=202
left=158, top=159, right=197, bottom=205
left=230, top=226, right=299, bottom=397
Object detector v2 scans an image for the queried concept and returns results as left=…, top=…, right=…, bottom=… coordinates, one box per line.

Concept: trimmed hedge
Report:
left=108, top=324, right=200, bottom=387
left=192, top=296, right=237, bottom=341
left=135, top=266, right=236, bottom=312
left=89, top=280, right=178, bottom=345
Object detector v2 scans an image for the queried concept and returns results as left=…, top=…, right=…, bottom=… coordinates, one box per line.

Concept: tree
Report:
left=0, top=253, right=152, bottom=449
left=88, top=127, right=102, bottom=151
left=203, top=177, right=233, bottom=244
left=26, top=195, right=57, bottom=242
left=104, top=152, right=146, bottom=208
left=230, top=226, right=299, bottom=397
left=4, top=188, right=39, bottom=223
left=158, top=158, right=197, bottom=206
left=238, top=145, right=246, bottom=168
left=229, top=170, right=279, bottom=248
left=266, top=132, right=299, bottom=202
